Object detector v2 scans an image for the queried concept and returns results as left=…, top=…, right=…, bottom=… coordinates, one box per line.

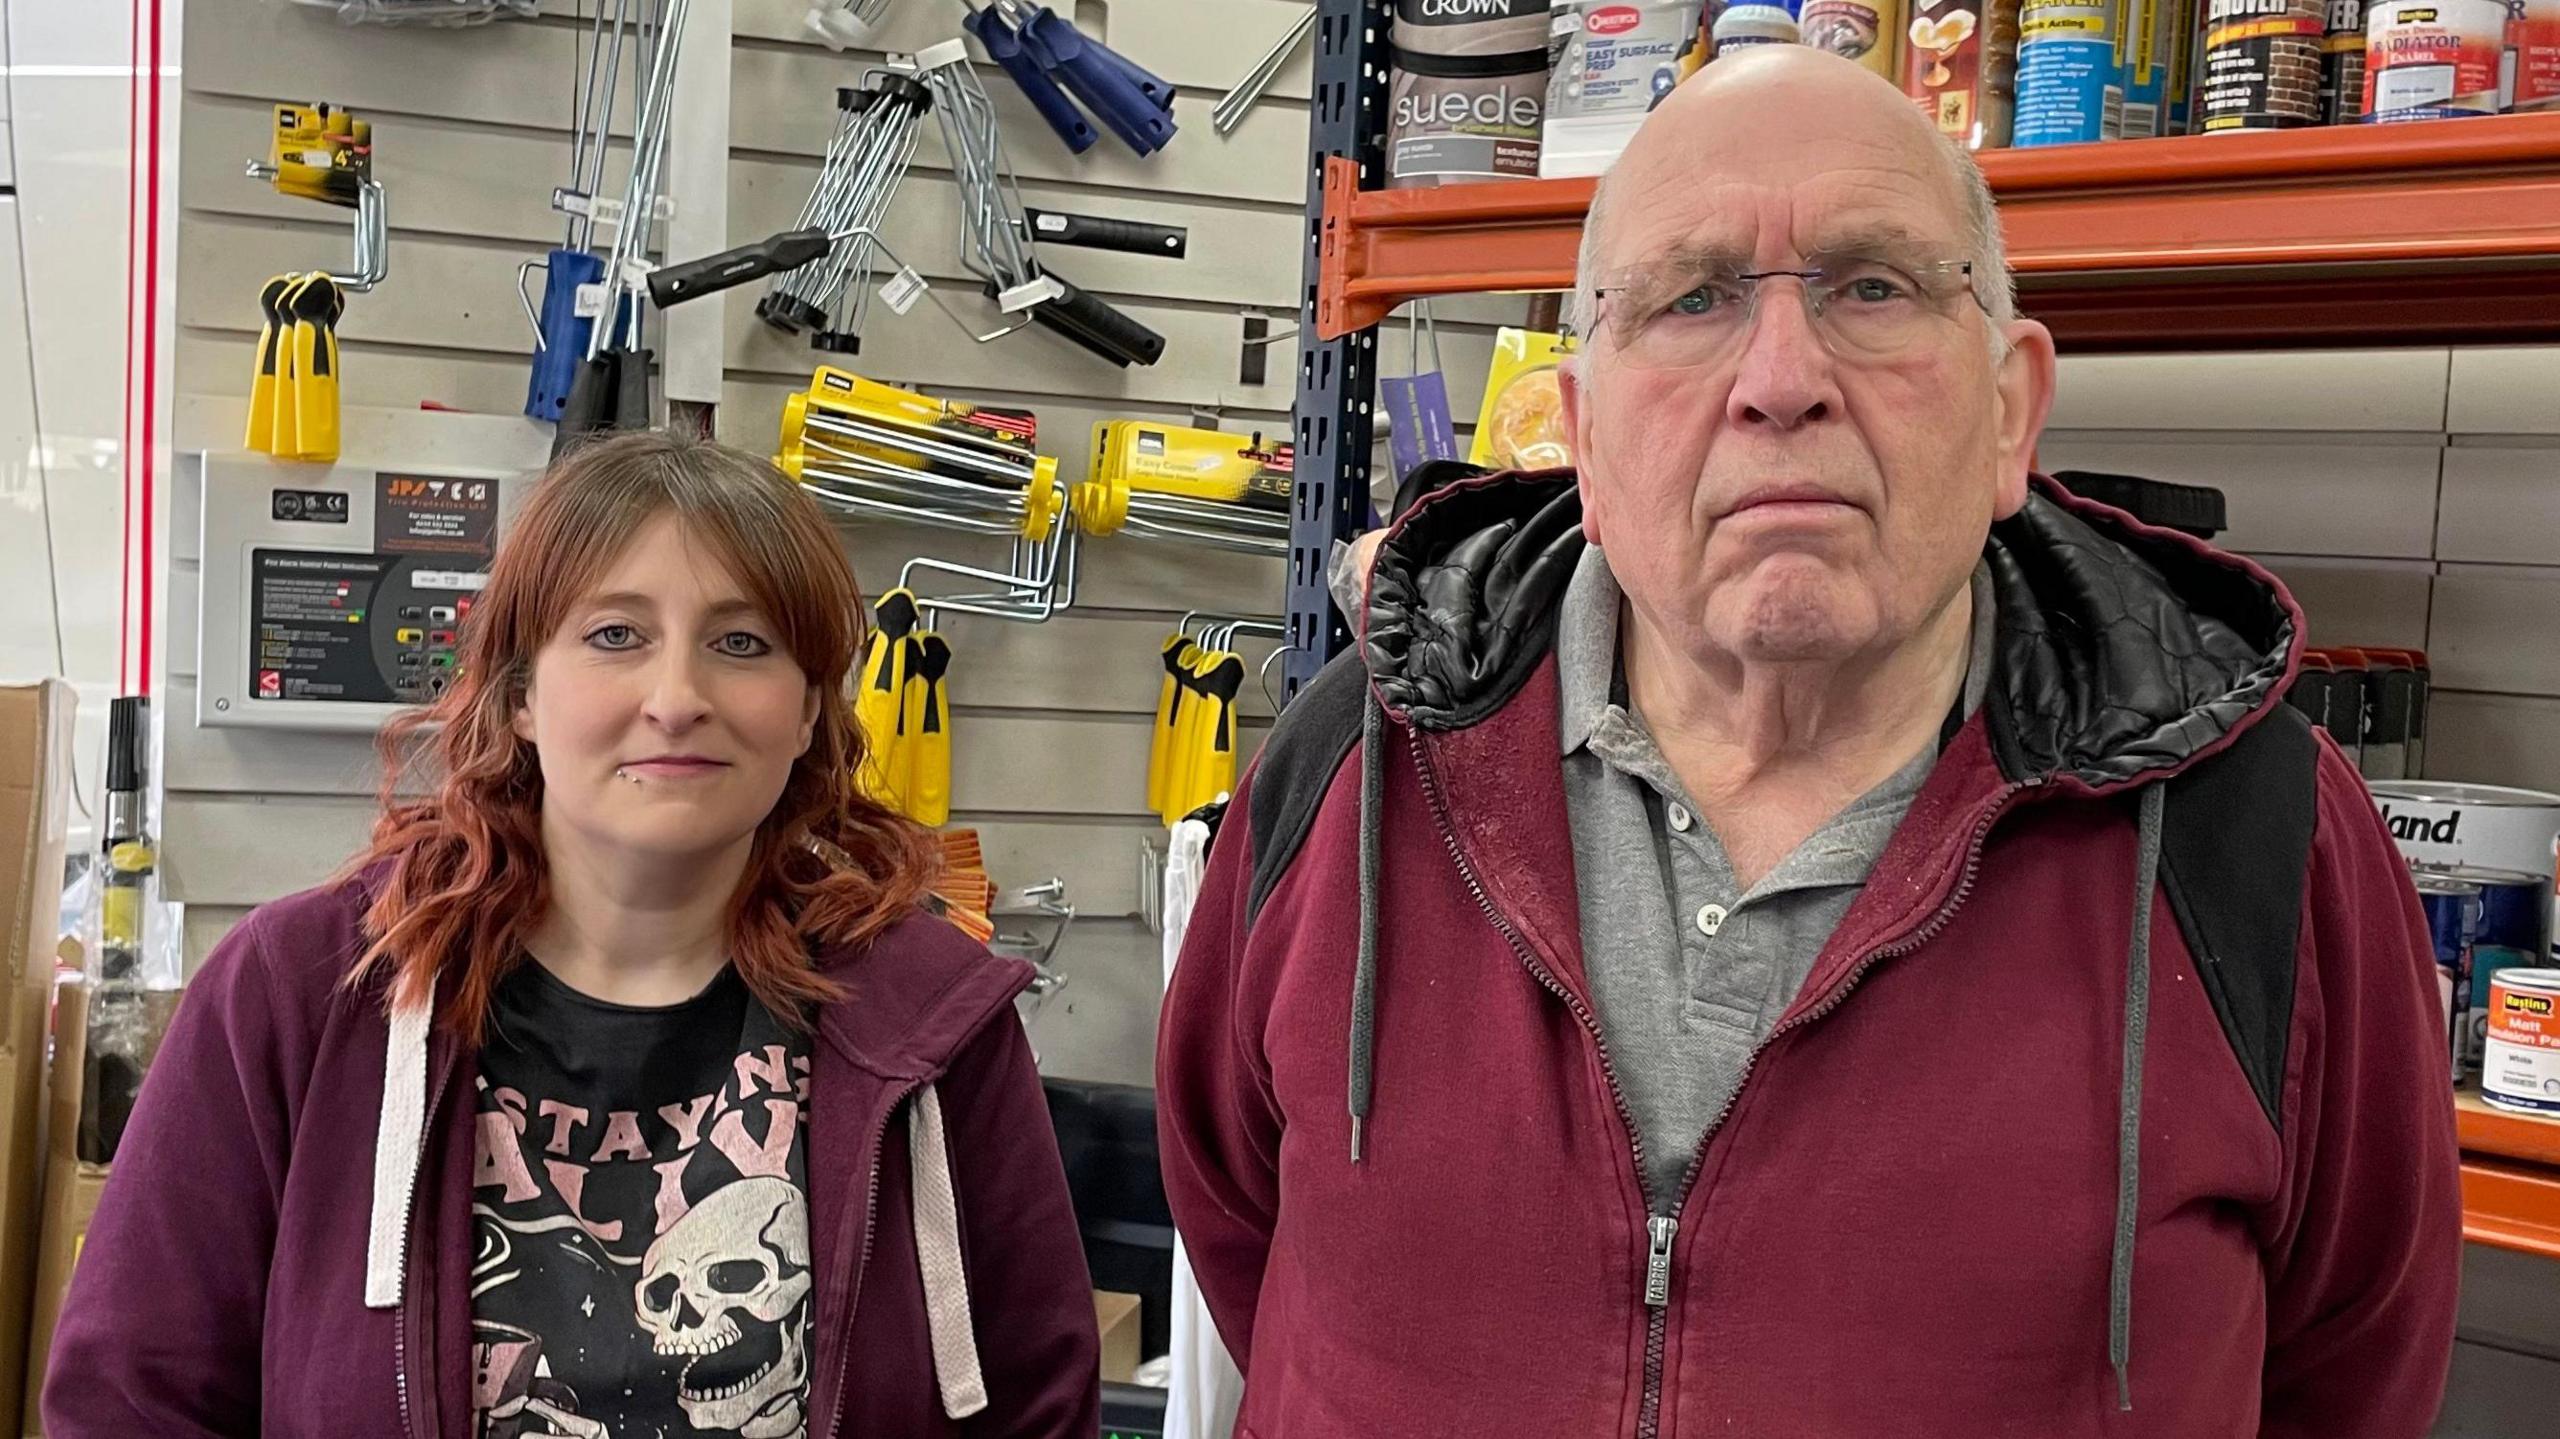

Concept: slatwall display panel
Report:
left=2256, top=559, right=2436, bottom=651
left=169, top=0, right=1312, bottom=1084
left=2447, top=348, right=2560, bottom=435
left=2438, top=444, right=2560, bottom=566
left=2423, top=695, right=2560, bottom=793
left=2044, top=350, right=2452, bottom=433
left=2037, top=433, right=2442, bottom=560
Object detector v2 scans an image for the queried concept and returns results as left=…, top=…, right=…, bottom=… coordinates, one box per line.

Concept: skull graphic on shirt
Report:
left=635, top=1177, right=814, bottom=1438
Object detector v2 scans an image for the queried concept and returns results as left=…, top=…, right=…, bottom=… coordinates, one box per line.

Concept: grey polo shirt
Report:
left=1560, top=547, right=1995, bottom=1207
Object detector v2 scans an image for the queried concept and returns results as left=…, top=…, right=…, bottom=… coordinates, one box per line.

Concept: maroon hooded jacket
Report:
left=1160, top=470, right=2461, bottom=1438
left=43, top=873, right=1099, bottom=1437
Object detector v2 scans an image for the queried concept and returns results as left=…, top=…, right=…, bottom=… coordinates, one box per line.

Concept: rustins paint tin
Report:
left=2363, top=0, right=2509, bottom=120
left=2482, top=968, right=2560, bottom=1114
left=2367, top=781, right=2560, bottom=881
left=2415, top=873, right=2483, bottom=1077
left=2016, top=0, right=2124, bottom=142
left=2517, top=0, right=2560, bottom=111
left=2425, top=865, right=2549, bottom=1072
left=2200, top=0, right=2328, bottom=129
left=2321, top=0, right=2371, bottom=118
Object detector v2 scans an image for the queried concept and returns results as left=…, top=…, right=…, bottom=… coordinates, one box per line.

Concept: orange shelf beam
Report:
left=2455, top=1094, right=2560, bottom=1260
left=1315, top=114, right=2560, bottom=349
left=2462, top=1159, right=2560, bottom=1261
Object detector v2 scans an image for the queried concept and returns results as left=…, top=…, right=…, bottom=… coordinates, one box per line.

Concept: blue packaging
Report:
left=2417, top=874, right=2484, bottom=1080
left=2016, top=0, right=2123, bottom=144
left=2116, top=0, right=2170, bottom=135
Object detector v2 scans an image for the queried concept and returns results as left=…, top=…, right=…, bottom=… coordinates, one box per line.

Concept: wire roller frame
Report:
left=776, top=379, right=1082, bottom=626
left=759, top=73, right=934, bottom=351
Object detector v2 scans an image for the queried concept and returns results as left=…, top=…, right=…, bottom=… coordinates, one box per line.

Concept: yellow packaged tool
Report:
left=777, top=366, right=1063, bottom=540
left=266, top=102, right=372, bottom=208
left=1149, top=639, right=1248, bottom=826
left=1077, top=421, right=1293, bottom=537
left=1468, top=328, right=1575, bottom=471
left=245, top=275, right=296, bottom=454
left=1186, top=649, right=1245, bottom=822
left=855, top=589, right=919, bottom=807
left=1146, top=634, right=1195, bottom=817
left=283, top=273, right=344, bottom=463
left=909, top=632, right=954, bottom=826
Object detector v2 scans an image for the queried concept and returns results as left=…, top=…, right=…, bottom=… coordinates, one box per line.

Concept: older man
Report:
left=1158, top=45, right=2459, bottom=1438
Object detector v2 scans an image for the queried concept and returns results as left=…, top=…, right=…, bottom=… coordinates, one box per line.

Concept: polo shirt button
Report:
left=1667, top=802, right=1694, bottom=832
left=1696, top=904, right=1727, bottom=937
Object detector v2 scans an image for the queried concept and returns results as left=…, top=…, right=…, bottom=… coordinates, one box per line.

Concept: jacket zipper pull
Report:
left=1644, top=1214, right=1678, bottom=1308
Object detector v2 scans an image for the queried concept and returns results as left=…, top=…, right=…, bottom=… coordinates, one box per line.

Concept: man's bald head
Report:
left=1569, top=46, right=2012, bottom=342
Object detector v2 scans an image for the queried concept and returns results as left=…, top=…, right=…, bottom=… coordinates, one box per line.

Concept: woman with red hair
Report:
left=45, top=431, right=1099, bottom=1437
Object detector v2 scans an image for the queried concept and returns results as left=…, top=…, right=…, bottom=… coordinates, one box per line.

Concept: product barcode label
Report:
left=2121, top=100, right=2160, bottom=138
left=879, top=266, right=928, bottom=316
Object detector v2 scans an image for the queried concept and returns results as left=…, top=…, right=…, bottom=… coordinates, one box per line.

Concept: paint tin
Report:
left=2320, top=0, right=2371, bottom=118
left=2362, top=0, right=2509, bottom=121
left=2015, top=0, right=2123, bottom=142
left=2483, top=968, right=2560, bottom=1114
left=2199, top=0, right=2328, bottom=130
left=1539, top=2, right=1710, bottom=180
left=2424, top=866, right=2548, bottom=1072
left=1803, top=0, right=1911, bottom=78
left=2368, top=781, right=2560, bottom=881
left=1904, top=0, right=2024, bottom=148
left=2167, top=0, right=2202, bottom=129
left=2416, top=873, right=2483, bottom=1077
left=2119, top=0, right=2173, bottom=134
left=2517, top=0, right=2560, bottom=111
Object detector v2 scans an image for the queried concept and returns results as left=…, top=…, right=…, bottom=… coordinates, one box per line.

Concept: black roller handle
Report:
left=1028, top=275, right=1166, bottom=368
left=648, top=228, right=832, bottom=308
left=1023, top=208, right=1188, bottom=259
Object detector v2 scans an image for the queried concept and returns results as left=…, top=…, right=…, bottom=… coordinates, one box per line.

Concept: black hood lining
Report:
left=1364, top=466, right=1584, bottom=730
left=1361, top=470, right=2298, bottom=786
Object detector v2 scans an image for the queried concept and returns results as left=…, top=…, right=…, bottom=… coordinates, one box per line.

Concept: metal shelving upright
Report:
left=1282, top=0, right=1390, bottom=700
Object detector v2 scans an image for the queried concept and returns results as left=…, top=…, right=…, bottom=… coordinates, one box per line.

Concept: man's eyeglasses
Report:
left=1584, top=258, right=1986, bottom=371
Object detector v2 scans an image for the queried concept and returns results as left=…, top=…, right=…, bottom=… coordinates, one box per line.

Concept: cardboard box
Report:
left=1093, top=1289, right=1142, bottom=1385
left=23, top=980, right=179, bottom=1436
left=0, top=683, right=75, bottom=1431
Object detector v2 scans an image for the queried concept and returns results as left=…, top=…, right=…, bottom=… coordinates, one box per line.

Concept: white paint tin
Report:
left=2482, top=968, right=2560, bottom=1114
left=2366, top=781, right=2560, bottom=881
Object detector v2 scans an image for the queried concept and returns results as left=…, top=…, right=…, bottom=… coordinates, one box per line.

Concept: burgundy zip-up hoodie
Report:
left=43, top=872, right=1100, bottom=1437
left=1160, top=470, right=2462, bottom=1438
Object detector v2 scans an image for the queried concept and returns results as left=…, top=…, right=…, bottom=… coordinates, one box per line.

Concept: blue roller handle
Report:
left=1092, top=31, right=1174, bottom=114
left=1015, top=6, right=1177, bottom=156
left=963, top=6, right=1098, bottom=154
left=525, top=249, right=604, bottom=422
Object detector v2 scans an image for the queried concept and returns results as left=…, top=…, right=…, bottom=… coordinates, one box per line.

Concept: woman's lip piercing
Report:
left=615, top=767, right=643, bottom=784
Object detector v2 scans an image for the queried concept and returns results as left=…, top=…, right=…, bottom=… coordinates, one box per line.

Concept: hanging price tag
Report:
left=573, top=282, right=612, bottom=319
left=879, top=266, right=929, bottom=316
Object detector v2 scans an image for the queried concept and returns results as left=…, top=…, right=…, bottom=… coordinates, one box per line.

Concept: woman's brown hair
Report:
left=344, top=429, right=938, bottom=1035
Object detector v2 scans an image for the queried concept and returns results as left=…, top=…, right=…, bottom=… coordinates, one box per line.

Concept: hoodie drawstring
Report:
left=909, top=1083, right=990, bottom=1419
left=2111, top=782, right=2166, bottom=1411
left=365, top=995, right=433, bottom=1310
left=1350, top=695, right=1387, bottom=1164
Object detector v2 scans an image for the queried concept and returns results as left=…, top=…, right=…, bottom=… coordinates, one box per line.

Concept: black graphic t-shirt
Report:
left=471, top=961, right=814, bottom=1439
